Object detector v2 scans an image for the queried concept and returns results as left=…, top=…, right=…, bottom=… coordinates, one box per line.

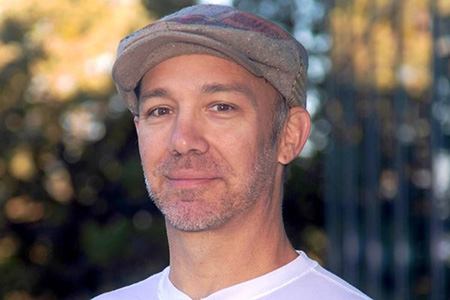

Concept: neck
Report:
left=165, top=174, right=297, bottom=300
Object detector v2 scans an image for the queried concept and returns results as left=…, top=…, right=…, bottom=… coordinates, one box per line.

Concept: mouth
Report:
left=166, top=175, right=220, bottom=189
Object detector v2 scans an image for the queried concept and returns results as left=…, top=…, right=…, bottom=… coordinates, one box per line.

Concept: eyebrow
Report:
left=139, top=88, right=171, bottom=101
left=200, top=83, right=258, bottom=107
left=138, top=83, right=258, bottom=107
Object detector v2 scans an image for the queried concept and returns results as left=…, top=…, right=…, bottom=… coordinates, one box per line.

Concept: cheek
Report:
left=137, top=129, right=167, bottom=170
left=210, top=126, right=260, bottom=171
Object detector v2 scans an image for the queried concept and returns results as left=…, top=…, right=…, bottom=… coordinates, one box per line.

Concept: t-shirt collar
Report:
left=158, top=251, right=316, bottom=300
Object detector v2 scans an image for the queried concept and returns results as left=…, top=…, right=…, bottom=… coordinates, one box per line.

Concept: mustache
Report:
left=152, top=153, right=232, bottom=177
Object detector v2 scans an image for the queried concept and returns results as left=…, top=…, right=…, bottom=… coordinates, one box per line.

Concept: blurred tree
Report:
left=141, top=0, right=195, bottom=17
left=0, top=0, right=180, bottom=299
left=326, top=0, right=450, bottom=299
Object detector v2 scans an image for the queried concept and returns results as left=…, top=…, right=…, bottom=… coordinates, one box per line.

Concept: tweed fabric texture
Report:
left=112, top=4, right=308, bottom=115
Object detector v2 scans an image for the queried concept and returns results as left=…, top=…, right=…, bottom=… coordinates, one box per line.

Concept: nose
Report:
left=168, top=112, right=209, bottom=156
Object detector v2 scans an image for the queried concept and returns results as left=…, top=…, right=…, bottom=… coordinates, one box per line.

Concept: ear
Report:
left=277, top=107, right=311, bottom=165
left=134, top=116, right=140, bottom=137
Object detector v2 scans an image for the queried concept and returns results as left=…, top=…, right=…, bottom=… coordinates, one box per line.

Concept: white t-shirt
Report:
left=92, top=251, right=372, bottom=300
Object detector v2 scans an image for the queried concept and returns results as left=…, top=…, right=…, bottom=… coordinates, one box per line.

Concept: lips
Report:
left=165, top=171, right=220, bottom=188
left=168, top=178, right=217, bottom=189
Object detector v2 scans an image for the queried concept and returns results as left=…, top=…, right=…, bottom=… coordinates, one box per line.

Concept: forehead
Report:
left=140, top=54, right=278, bottom=103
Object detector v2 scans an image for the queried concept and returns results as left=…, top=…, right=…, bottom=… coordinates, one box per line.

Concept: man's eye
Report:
left=149, top=107, right=172, bottom=117
left=210, top=103, right=234, bottom=112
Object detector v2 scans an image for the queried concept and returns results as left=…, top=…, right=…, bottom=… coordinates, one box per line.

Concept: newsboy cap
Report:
left=112, top=4, right=308, bottom=115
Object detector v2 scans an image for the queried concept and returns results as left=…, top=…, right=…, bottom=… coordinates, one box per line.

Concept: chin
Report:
left=162, top=201, right=231, bottom=232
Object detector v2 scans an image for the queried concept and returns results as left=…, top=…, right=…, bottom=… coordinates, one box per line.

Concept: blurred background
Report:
left=0, top=0, right=449, bottom=299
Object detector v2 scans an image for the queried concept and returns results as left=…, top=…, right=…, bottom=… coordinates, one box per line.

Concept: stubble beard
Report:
left=143, top=143, right=278, bottom=232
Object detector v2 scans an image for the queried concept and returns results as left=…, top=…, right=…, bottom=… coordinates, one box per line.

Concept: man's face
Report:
left=135, top=54, right=282, bottom=232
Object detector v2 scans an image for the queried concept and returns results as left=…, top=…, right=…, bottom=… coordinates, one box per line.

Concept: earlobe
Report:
left=277, top=107, right=311, bottom=165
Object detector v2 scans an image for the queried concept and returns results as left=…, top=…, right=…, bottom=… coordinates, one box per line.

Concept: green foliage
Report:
left=81, top=219, right=132, bottom=267
left=142, top=0, right=195, bottom=16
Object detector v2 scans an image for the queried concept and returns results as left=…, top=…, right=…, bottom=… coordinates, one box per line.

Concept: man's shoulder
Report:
left=305, top=265, right=372, bottom=299
left=91, top=268, right=166, bottom=300
left=264, top=251, right=372, bottom=300
left=283, top=255, right=372, bottom=300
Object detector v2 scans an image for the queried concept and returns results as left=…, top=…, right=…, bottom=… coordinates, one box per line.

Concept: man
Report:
left=93, top=4, right=372, bottom=300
